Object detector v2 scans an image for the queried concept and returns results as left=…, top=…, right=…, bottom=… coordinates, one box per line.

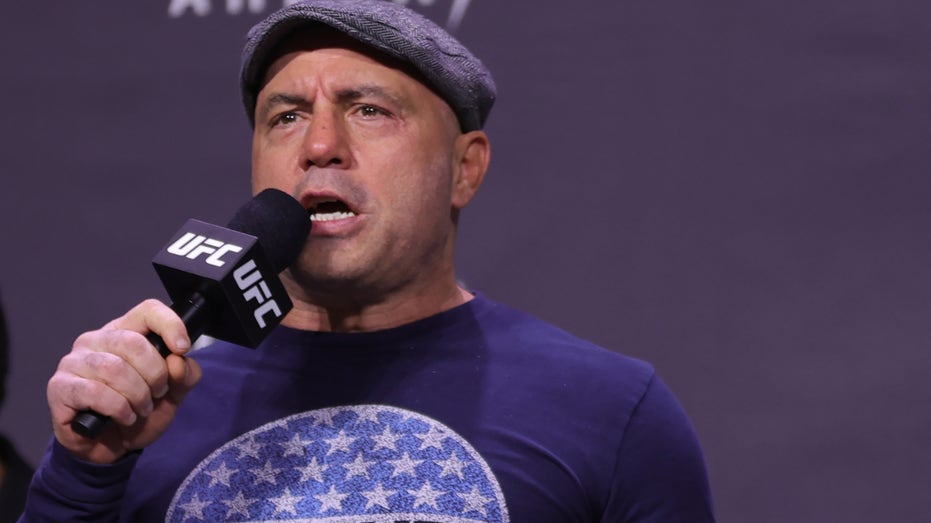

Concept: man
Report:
left=0, top=295, right=35, bottom=522
left=21, top=1, right=715, bottom=521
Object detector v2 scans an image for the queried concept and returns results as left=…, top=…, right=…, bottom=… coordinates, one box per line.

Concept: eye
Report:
left=356, top=104, right=389, bottom=118
left=271, top=111, right=299, bottom=127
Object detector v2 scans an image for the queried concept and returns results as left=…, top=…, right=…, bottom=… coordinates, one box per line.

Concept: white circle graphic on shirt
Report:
left=166, top=405, right=510, bottom=522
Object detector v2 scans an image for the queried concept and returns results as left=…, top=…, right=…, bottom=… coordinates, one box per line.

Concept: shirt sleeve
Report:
left=18, top=439, right=140, bottom=523
left=605, top=374, right=716, bottom=522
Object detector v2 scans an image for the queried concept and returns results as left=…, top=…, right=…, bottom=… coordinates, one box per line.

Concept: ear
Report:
left=450, top=130, right=491, bottom=210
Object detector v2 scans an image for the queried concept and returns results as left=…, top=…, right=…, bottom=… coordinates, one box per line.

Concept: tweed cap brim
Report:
left=240, top=0, right=496, bottom=132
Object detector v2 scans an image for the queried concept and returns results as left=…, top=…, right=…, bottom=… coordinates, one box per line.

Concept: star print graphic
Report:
left=179, top=493, right=210, bottom=520
left=344, top=452, right=375, bottom=479
left=363, top=483, right=394, bottom=510
left=252, top=460, right=281, bottom=486
left=166, top=405, right=509, bottom=522
left=418, top=425, right=448, bottom=453
left=270, top=486, right=303, bottom=517
left=223, top=491, right=252, bottom=519
left=371, top=425, right=405, bottom=452
left=236, top=436, right=262, bottom=461
left=411, top=480, right=444, bottom=509
left=438, top=451, right=469, bottom=479
left=205, top=461, right=235, bottom=488
left=315, top=484, right=348, bottom=512
left=279, top=433, right=306, bottom=458
left=297, top=455, right=326, bottom=483
left=389, top=451, right=423, bottom=478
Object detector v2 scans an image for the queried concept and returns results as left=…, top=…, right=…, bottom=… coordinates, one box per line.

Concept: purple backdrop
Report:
left=2, top=1, right=930, bottom=521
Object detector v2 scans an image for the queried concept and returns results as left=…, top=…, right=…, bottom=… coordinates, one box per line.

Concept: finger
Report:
left=130, top=356, right=203, bottom=446
left=47, top=370, right=140, bottom=428
left=103, top=299, right=191, bottom=356
left=165, top=355, right=203, bottom=404
left=70, top=330, right=170, bottom=410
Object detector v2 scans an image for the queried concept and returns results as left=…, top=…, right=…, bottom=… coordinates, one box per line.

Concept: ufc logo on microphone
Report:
left=166, top=233, right=243, bottom=267
left=233, top=259, right=282, bottom=328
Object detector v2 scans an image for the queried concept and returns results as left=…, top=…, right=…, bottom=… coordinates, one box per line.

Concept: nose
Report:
left=301, top=110, right=350, bottom=170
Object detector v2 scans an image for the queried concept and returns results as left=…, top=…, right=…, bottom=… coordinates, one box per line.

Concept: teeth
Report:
left=310, top=211, right=356, bottom=222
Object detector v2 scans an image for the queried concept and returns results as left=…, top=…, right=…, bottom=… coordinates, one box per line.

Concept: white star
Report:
left=279, top=433, right=307, bottom=458
left=459, top=485, right=490, bottom=518
left=411, top=480, right=444, bottom=509
left=224, top=491, right=253, bottom=519
left=236, top=436, right=263, bottom=461
left=315, top=485, right=348, bottom=512
left=297, top=456, right=326, bottom=483
left=313, top=409, right=339, bottom=428
left=388, top=451, right=423, bottom=478
left=252, top=459, right=281, bottom=486
left=437, top=452, right=468, bottom=479
left=179, top=493, right=211, bottom=520
left=417, top=425, right=447, bottom=453
left=371, top=426, right=403, bottom=452
left=270, top=486, right=303, bottom=516
left=206, top=461, right=236, bottom=488
left=325, top=429, right=356, bottom=456
left=344, top=452, right=373, bottom=479
left=354, top=406, right=383, bottom=427
left=363, top=482, right=395, bottom=510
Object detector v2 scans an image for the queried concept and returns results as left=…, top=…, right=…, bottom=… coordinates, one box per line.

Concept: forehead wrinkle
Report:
left=262, top=39, right=432, bottom=108
left=265, top=92, right=311, bottom=108
left=258, top=49, right=456, bottom=134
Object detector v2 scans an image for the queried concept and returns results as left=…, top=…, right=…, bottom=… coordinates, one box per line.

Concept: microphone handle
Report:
left=70, top=292, right=210, bottom=439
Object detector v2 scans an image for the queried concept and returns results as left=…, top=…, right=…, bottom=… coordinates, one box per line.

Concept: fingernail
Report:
left=176, top=338, right=191, bottom=353
left=154, top=385, right=169, bottom=399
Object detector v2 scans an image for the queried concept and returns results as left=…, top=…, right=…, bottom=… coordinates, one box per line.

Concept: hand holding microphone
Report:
left=48, top=189, right=309, bottom=461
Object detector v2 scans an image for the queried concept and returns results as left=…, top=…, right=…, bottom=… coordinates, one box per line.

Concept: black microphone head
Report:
left=226, top=188, right=310, bottom=272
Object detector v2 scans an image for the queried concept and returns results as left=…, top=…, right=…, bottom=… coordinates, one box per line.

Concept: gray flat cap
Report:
left=240, top=0, right=496, bottom=132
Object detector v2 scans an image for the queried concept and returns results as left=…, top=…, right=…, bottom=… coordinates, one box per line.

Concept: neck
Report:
left=280, top=280, right=473, bottom=332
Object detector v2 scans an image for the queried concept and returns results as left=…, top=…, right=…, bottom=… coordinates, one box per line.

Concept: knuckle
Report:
left=111, top=330, right=154, bottom=360
left=72, top=330, right=101, bottom=350
left=139, top=298, right=163, bottom=310
left=127, top=388, right=154, bottom=412
left=120, top=299, right=164, bottom=325
left=120, top=333, right=155, bottom=359
left=55, top=352, right=81, bottom=373
left=46, top=372, right=73, bottom=401
left=110, top=328, right=142, bottom=346
left=47, top=373, right=105, bottom=412
left=84, top=350, right=126, bottom=376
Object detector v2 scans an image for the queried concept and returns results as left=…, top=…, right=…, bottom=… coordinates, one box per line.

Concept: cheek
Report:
left=371, top=151, right=450, bottom=232
left=251, top=139, right=295, bottom=192
left=250, top=137, right=269, bottom=189
left=392, top=150, right=453, bottom=204
left=396, top=162, right=455, bottom=233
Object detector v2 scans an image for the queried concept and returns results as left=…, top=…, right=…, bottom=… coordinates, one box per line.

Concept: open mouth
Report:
left=308, top=199, right=357, bottom=222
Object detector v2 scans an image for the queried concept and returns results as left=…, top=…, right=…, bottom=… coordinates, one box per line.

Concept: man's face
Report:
left=251, top=34, right=468, bottom=305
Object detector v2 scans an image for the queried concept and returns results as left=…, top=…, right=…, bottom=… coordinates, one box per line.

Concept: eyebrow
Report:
left=259, top=93, right=311, bottom=116
left=259, top=84, right=409, bottom=116
left=333, top=84, right=407, bottom=109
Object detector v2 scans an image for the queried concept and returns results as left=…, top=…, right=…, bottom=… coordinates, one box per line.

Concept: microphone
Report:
left=70, top=188, right=310, bottom=439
